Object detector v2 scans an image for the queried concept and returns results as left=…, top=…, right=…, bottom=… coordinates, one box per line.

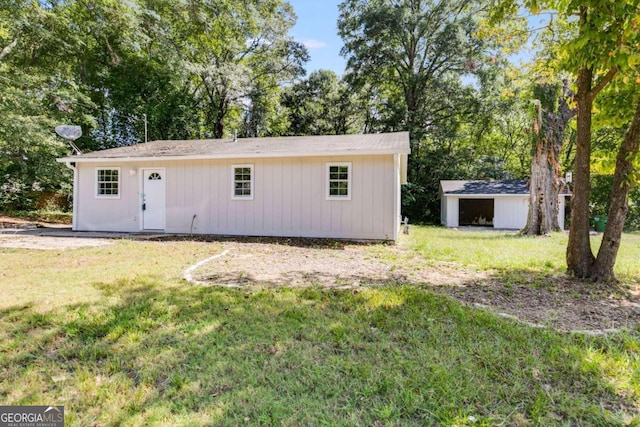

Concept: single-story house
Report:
left=57, top=132, right=410, bottom=241
left=440, top=180, right=569, bottom=230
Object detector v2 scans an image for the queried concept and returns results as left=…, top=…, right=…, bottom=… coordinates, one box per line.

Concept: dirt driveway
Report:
left=1, top=216, right=114, bottom=250
left=0, top=234, right=113, bottom=250
left=0, top=216, right=160, bottom=250
left=188, top=239, right=640, bottom=334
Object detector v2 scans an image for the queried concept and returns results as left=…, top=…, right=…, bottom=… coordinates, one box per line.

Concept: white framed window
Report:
left=326, top=162, right=351, bottom=200
left=232, top=164, right=254, bottom=200
left=96, top=167, right=120, bottom=199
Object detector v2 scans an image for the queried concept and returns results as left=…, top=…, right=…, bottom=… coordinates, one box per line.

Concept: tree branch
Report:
left=590, top=66, right=618, bottom=100
left=0, top=38, right=18, bottom=61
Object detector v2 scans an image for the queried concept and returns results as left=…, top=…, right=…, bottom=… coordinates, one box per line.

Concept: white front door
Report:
left=142, top=169, right=166, bottom=230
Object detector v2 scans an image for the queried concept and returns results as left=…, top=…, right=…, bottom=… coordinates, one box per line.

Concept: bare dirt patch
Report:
left=433, top=276, right=640, bottom=334
left=0, top=235, right=113, bottom=250
left=190, top=240, right=640, bottom=333
left=191, top=241, right=484, bottom=288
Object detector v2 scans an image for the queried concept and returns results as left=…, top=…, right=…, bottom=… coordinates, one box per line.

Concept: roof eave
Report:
left=57, top=149, right=410, bottom=163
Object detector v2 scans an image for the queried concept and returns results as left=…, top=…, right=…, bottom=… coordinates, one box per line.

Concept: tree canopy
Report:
left=338, top=0, right=526, bottom=220
left=0, top=0, right=308, bottom=209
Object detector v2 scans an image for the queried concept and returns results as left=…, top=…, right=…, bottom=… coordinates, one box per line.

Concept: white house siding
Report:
left=74, top=161, right=167, bottom=232
left=493, top=196, right=529, bottom=229
left=394, top=155, right=401, bottom=239
left=558, top=195, right=566, bottom=230
left=74, top=155, right=398, bottom=240
left=445, top=197, right=459, bottom=227
left=442, top=194, right=567, bottom=230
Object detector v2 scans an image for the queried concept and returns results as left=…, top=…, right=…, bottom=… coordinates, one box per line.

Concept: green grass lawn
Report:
left=0, top=229, right=638, bottom=426
left=407, top=227, right=640, bottom=283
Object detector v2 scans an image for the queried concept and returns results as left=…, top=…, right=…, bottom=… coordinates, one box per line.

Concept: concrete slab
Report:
left=0, top=227, right=167, bottom=240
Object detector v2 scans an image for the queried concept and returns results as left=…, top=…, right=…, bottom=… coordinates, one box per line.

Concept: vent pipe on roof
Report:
left=233, top=129, right=237, bottom=142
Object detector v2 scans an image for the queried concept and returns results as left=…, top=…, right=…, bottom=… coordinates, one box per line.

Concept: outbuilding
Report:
left=57, top=132, right=410, bottom=241
left=440, top=180, right=569, bottom=230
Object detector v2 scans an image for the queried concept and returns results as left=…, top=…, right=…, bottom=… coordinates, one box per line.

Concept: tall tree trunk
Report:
left=566, top=66, right=596, bottom=277
left=592, top=100, right=640, bottom=281
left=522, top=82, right=574, bottom=236
left=214, top=97, right=228, bottom=139
left=565, top=5, right=621, bottom=279
left=524, top=143, right=561, bottom=235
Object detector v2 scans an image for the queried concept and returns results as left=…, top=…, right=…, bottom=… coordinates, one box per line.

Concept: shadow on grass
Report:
left=426, top=268, right=640, bottom=334
left=1, top=278, right=638, bottom=426
left=197, top=270, right=408, bottom=288
left=425, top=231, right=542, bottom=241
left=149, top=235, right=388, bottom=250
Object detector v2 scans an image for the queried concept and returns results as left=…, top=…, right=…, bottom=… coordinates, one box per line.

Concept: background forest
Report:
left=1, top=0, right=638, bottom=230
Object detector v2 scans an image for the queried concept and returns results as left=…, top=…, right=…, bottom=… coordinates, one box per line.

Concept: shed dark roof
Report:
left=441, top=180, right=529, bottom=195
left=58, top=132, right=410, bottom=162
left=440, top=180, right=571, bottom=195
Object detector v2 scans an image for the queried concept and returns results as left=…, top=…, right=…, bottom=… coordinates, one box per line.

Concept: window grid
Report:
left=233, top=166, right=253, bottom=199
left=97, top=168, right=119, bottom=197
left=327, top=164, right=350, bottom=198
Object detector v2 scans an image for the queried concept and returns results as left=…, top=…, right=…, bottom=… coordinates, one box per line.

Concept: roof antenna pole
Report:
left=144, top=113, right=148, bottom=143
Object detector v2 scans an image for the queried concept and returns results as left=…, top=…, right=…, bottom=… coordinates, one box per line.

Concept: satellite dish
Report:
left=55, top=125, right=82, bottom=141
left=55, top=125, right=83, bottom=155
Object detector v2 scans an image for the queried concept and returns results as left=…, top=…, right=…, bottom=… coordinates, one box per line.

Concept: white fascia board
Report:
left=56, top=149, right=409, bottom=164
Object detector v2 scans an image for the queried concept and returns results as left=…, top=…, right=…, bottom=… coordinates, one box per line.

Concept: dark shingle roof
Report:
left=440, top=180, right=571, bottom=195
left=441, top=180, right=530, bottom=195
left=58, top=132, right=410, bottom=162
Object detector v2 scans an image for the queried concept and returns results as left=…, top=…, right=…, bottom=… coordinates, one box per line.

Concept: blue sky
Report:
left=286, top=1, right=541, bottom=77
left=287, top=0, right=347, bottom=76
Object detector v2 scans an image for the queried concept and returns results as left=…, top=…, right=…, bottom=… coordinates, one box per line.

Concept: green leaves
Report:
left=153, top=0, right=307, bottom=139
left=339, top=0, right=521, bottom=222
left=1, top=0, right=309, bottom=209
left=280, top=70, right=363, bottom=136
